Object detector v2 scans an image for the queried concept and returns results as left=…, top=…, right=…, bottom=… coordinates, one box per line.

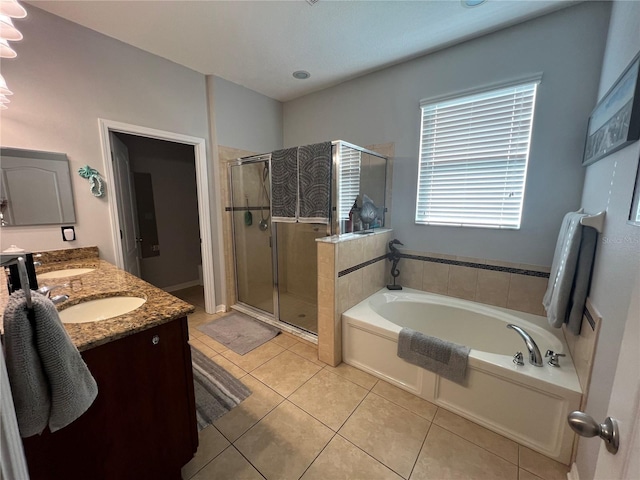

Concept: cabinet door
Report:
left=23, top=318, right=197, bottom=480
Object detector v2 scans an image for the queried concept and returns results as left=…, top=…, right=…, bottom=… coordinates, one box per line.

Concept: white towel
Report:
left=3, top=290, right=98, bottom=437
left=543, top=211, right=589, bottom=328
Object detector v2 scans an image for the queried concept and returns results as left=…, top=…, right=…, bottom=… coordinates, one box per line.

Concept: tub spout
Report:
left=506, top=324, right=543, bottom=367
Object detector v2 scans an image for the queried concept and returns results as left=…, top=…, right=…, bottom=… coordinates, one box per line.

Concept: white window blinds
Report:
left=416, top=81, right=539, bottom=229
left=338, top=144, right=361, bottom=220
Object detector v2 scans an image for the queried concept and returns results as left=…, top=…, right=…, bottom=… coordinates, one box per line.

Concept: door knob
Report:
left=567, top=411, right=619, bottom=454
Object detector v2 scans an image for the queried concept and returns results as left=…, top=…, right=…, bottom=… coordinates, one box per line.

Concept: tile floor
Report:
left=174, top=286, right=570, bottom=480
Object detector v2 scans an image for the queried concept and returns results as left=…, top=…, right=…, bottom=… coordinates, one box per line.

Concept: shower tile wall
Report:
left=317, top=229, right=393, bottom=366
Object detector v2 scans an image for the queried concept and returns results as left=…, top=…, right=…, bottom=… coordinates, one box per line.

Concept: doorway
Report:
left=98, top=119, right=217, bottom=313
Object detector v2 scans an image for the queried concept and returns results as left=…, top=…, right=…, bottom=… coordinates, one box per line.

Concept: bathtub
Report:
left=342, top=288, right=582, bottom=465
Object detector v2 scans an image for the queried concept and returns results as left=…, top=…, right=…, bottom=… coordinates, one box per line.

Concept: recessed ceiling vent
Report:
left=306, top=0, right=320, bottom=5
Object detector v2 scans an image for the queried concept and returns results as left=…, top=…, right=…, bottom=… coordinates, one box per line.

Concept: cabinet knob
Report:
left=152, top=335, right=160, bottom=345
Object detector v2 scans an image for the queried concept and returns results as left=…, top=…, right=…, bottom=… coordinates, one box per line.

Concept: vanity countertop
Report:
left=1, top=256, right=195, bottom=352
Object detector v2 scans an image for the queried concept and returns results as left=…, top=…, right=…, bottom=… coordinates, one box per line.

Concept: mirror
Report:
left=0, top=147, right=77, bottom=226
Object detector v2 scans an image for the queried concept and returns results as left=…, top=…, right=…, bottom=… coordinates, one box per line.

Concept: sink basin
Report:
left=59, top=296, right=146, bottom=324
left=39, top=268, right=95, bottom=279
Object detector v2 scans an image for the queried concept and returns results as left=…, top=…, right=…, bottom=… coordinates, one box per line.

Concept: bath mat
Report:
left=191, top=346, right=251, bottom=431
left=197, top=311, right=280, bottom=355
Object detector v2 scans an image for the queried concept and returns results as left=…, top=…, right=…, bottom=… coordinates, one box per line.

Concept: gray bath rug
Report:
left=191, top=346, right=251, bottom=431
left=197, top=311, right=280, bottom=355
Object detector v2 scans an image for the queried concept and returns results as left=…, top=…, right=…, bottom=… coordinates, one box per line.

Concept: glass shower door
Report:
left=275, top=222, right=326, bottom=333
left=230, top=159, right=274, bottom=314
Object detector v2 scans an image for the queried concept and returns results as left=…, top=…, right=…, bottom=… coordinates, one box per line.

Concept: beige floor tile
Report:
left=289, top=369, right=368, bottom=430
left=181, top=425, right=230, bottom=479
left=519, top=469, right=544, bottom=480
left=519, top=447, right=569, bottom=480
left=220, top=341, right=284, bottom=372
left=411, top=425, right=517, bottom=480
left=271, top=333, right=300, bottom=349
left=214, top=375, right=284, bottom=443
left=235, top=401, right=334, bottom=480
left=289, top=341, right=324, bottom=366
left=433, top=408, right=518, bottom=465
left=189, top=446, right=263, bottom=480
left=189, top=328, right=205, bottom=339
left=301, top=434, right=403, bottom=480
left=324, top=363, right=378, bottom=390
left=372, top=381, right=438, bottom=421
left=190, top=338, right=218, bottom=358
left=251, top=350, right=322, bottom=397
left=211, top=355, right=248, bottom=379
left=339, top=392, right=430, bottom=478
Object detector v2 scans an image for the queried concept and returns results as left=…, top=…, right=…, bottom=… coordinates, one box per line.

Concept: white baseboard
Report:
left=216, top=304, right=227, bottom=313
left=163, top=280, right=201, bottom=293
left=567, top=463, right=580, bottom=480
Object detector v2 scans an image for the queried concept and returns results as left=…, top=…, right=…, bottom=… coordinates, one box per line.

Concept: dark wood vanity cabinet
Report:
left=22, top=317, right=198, bottom=480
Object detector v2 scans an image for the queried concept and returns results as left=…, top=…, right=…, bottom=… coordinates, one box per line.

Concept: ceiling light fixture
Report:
left=293, top=70, right=310, bottom=80
left=462, top=0, right=487, bottom=7
left=0, top=74, right=13, bottom=96
left=0, top=0, right=27, bottom=19
left=0, top=14, right=22, bottom=41
left=0, top=0, right=27, bottom=111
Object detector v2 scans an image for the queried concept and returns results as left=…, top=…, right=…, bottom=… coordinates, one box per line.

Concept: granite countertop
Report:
left=2, top=251, right=195, bottom=352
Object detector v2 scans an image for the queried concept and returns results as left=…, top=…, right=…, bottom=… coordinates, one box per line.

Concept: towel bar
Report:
left=578, top=210, right=606, bottom=233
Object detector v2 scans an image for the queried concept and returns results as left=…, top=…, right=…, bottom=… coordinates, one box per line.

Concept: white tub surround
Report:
left=342, top=288, right=582, bottom=465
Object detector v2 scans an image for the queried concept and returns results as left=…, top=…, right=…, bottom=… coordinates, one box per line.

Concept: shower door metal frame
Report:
left=228, top=142, right=388, bottom=341
left=228, top=153, right=319, bottom=342
left=331, top=140, right=389, bottom=236
left=228, top=154, right=275, bottom=317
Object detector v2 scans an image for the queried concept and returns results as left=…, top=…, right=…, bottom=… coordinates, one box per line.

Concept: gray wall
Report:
left=576, top=2, right=640, bottom=478
left=119, top=134, right=202, bottom=290
left=0, top=6, right=212, bottom=267
left=283, top=2, right=611, bottom=267
left=213, top=76, right=283, bottom=153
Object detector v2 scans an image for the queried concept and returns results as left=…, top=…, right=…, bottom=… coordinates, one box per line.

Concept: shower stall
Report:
left=228, top=141, right=388, bottom=339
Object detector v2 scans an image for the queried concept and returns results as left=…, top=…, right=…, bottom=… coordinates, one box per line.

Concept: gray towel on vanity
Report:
left=298, top=142, right=332, bottom=224
left=397, top=327, right=470, bottom=384
left=3, top=290, right=98, bottom=437
left=271, top=147, right=299, bottom=222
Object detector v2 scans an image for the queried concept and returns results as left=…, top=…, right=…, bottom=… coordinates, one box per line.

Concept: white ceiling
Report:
left=28, top=0, right=576, bottom=102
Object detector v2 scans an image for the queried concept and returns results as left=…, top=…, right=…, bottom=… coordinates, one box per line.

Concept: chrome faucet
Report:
left=507, top=324, right=543, bottom=367
left=37, top=284, right=69, bottom=305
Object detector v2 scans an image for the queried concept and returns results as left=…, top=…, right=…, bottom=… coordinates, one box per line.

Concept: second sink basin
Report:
left=59, top=296, right=146, bottom=324
left=39, top=268, right=95, bottom=280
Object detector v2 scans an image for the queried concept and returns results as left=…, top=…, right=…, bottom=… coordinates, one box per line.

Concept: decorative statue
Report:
left=387, top=239, right=404, bottom=290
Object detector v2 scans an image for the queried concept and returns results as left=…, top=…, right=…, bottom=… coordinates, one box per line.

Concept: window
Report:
left=415, top=80, right=539, bottom=229
left=338, top=144, right=361, bottom=220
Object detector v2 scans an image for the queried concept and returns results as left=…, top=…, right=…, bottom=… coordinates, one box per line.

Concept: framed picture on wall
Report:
left=629, top=154, right=640, bottom=227
left=582, top=51, right=640, bottom=166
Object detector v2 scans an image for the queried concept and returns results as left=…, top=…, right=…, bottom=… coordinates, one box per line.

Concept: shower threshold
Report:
left=231, top=303, right=318, bottom=345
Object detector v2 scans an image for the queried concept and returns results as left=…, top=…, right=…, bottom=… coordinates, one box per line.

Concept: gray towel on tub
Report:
left=3, top=290, right=98, bottom=437
left=397, top=327, right=470, bottom=385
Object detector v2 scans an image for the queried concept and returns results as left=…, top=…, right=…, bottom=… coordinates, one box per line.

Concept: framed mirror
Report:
left=0, top=147, right=77, bottom=226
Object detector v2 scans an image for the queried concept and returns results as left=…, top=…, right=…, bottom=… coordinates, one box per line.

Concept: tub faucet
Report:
left=507, top=324, right=543, bottom=367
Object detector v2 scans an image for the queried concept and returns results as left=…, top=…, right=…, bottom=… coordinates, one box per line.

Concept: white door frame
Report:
left=98, top=119, right=216, bottom=313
